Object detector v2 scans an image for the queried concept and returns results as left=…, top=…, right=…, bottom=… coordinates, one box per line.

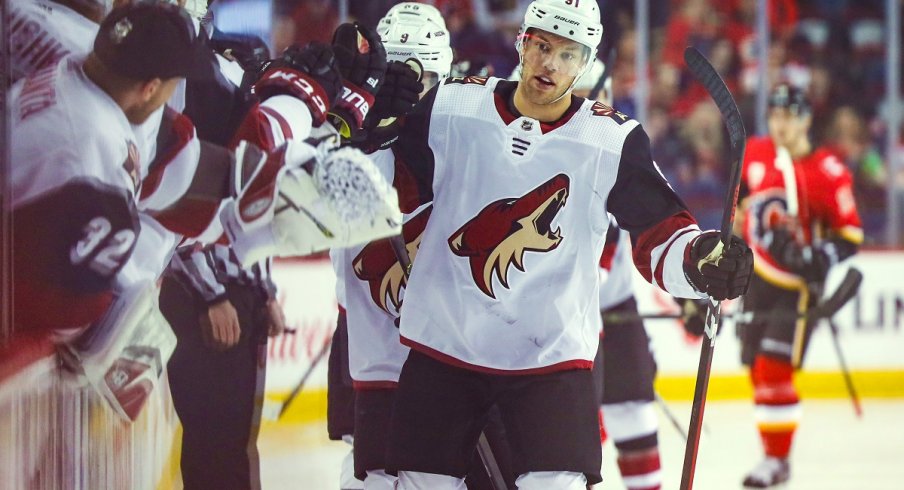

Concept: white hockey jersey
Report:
left=598, top=222, right=635, bottom=312
left=7, top=0, right=97, bottom=83
left=10, top=55, right=142, bottom=331
left=331, top=149, right=432, bottom=386
left=392, top=77, right=703, bottom=373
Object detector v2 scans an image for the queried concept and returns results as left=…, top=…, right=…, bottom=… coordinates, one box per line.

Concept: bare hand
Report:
left=266, top=299, right=287, bottom=337
left=201, top=300, right=241, bottom=350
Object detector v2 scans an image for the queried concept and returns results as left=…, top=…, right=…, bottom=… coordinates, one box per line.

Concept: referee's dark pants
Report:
left=160, top=274, right=269, bottom=490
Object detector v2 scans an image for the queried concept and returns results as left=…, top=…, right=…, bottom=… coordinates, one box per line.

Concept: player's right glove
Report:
left=765, top=228, right=831, bottom=283
left=252, top=42, right=343, bottom=127
left=683, top=231, right=753, bottom=301
left=327, top=22, right=388, bottom=140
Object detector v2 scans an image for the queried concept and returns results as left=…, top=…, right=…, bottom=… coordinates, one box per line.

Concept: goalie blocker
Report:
left=221, top=138, right=402, bottom=267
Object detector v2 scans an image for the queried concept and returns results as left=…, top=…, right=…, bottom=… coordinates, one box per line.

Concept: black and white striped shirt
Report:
left=170, top=243, right=276, bottom=304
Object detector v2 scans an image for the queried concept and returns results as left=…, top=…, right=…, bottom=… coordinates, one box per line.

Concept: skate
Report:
left=742, top=457, right=790, bottom=488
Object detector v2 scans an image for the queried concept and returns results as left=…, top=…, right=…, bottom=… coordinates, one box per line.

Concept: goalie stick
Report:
left=388, top=235, right=509, bottom=490
left=588, top=47, right=616, bottom=102
left=680, top=46, right=748, bottom=490
left=603, top=267, right=862, bottom=325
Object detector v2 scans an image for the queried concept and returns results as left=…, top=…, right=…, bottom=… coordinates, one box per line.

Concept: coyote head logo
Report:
left=448, top=174, right=570, bottom=299
left=353, top=207, right=432, bottom=314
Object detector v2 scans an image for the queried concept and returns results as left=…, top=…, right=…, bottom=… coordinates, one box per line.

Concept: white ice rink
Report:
left=256, top=399, right=904, bottom=490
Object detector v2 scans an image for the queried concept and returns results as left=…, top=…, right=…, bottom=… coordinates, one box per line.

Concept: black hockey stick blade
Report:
left=812, top=268, right=863, bottom=319
left=684, top=47, right=747, bottom=244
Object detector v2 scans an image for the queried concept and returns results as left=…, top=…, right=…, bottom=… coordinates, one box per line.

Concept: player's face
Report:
left=126, top=77, right=181, bottom=124
left=767, top=108, right=811, bottom=149
left=518, top=30, right=588, bottom=105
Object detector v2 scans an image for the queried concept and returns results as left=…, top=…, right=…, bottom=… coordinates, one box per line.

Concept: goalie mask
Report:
left=515, top=0, right=603, bottom=100
left=378, top=2, right=452, bottom=93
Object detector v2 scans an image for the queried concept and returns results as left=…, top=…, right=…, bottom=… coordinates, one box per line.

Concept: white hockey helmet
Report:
left=181, top=0, right=210, bottom=19
left=379, top=4, right=453, bottom=81
left=516, top=0, right=603, bottom=78
left=377, top=2, right=446, bottom=37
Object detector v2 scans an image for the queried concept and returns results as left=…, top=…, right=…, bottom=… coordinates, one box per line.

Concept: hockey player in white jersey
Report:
left=374, top=0, right=754, bottom=488
left=8, top=0, right=216, bottom=339
left=595, top=221, right=663, bottom=490
left=328, top=4, right=453, bottom=488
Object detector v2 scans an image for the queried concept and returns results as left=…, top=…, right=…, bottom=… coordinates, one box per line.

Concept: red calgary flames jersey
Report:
left=741, top=136, right=862, bottom=289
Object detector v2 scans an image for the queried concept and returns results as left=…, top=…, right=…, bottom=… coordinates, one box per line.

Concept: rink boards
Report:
left=265, top=251, right=904, bottom=421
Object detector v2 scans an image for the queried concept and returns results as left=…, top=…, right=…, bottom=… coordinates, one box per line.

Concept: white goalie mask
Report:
left=378, top=2, right=452, bottom=90
left=515, top=0, right=603, bottom=96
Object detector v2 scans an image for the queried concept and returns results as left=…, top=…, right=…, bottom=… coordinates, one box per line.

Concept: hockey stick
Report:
left=588, top=47, right=616, bottom=102
left=389, top=235, right=509, bottom=490
left=603, top=267, right=862, bottom=325
left=679, top=46, right=747, bottom=490
left=261, top=335, right=332, bottom=421
left=655, top=392, right=690, bottom=441
left=826, top=316, right=863, bottom=417
left=810, top=269, right=864, bottom=417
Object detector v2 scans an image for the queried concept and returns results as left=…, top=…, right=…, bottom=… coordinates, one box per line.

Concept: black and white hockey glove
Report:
left=369, top=61, right=423, bottom=123
left=765, top=228, right=831, bottom=283
left=328, top=22, right=387, bottom=140
left=355, top=61, right=424, bottom=153
left=683, top=231, right=753, bottom=301
left=253, top=42, right=343, bottom=127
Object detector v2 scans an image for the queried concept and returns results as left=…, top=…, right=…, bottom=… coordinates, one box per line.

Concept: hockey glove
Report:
left=209, top=33, right=271, bottom=90
left=765, top=228, right=831, bottom=283
left=353, top=61, right=424, bottom=153
left=253, top=42, right=343, bottom=127
left=683, top=231, right=753, bottom=301
left=369, top=61, right=423, bottom=123
left=328, top=22, right=388, bottom=140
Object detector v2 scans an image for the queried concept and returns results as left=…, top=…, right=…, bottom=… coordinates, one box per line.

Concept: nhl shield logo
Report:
left=521, top=119, right=534, bottom=131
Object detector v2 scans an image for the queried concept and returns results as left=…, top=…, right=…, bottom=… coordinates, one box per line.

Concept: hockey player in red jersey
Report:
left=738, top=84, right=863, bottom=488
left=367, top=0, right=753, bottom=488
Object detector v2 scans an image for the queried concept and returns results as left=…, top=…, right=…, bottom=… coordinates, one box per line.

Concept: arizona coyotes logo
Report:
left=590, top=101, right=629, bottom=123
left=445, top=76, right=489, bottom=86
left=353, top=207, right=432, bottom=314
left=448, top=174, right=569, bottom=299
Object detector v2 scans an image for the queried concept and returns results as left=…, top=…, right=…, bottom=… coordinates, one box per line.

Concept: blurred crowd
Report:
left=259, top=0, right=902, bottom=242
